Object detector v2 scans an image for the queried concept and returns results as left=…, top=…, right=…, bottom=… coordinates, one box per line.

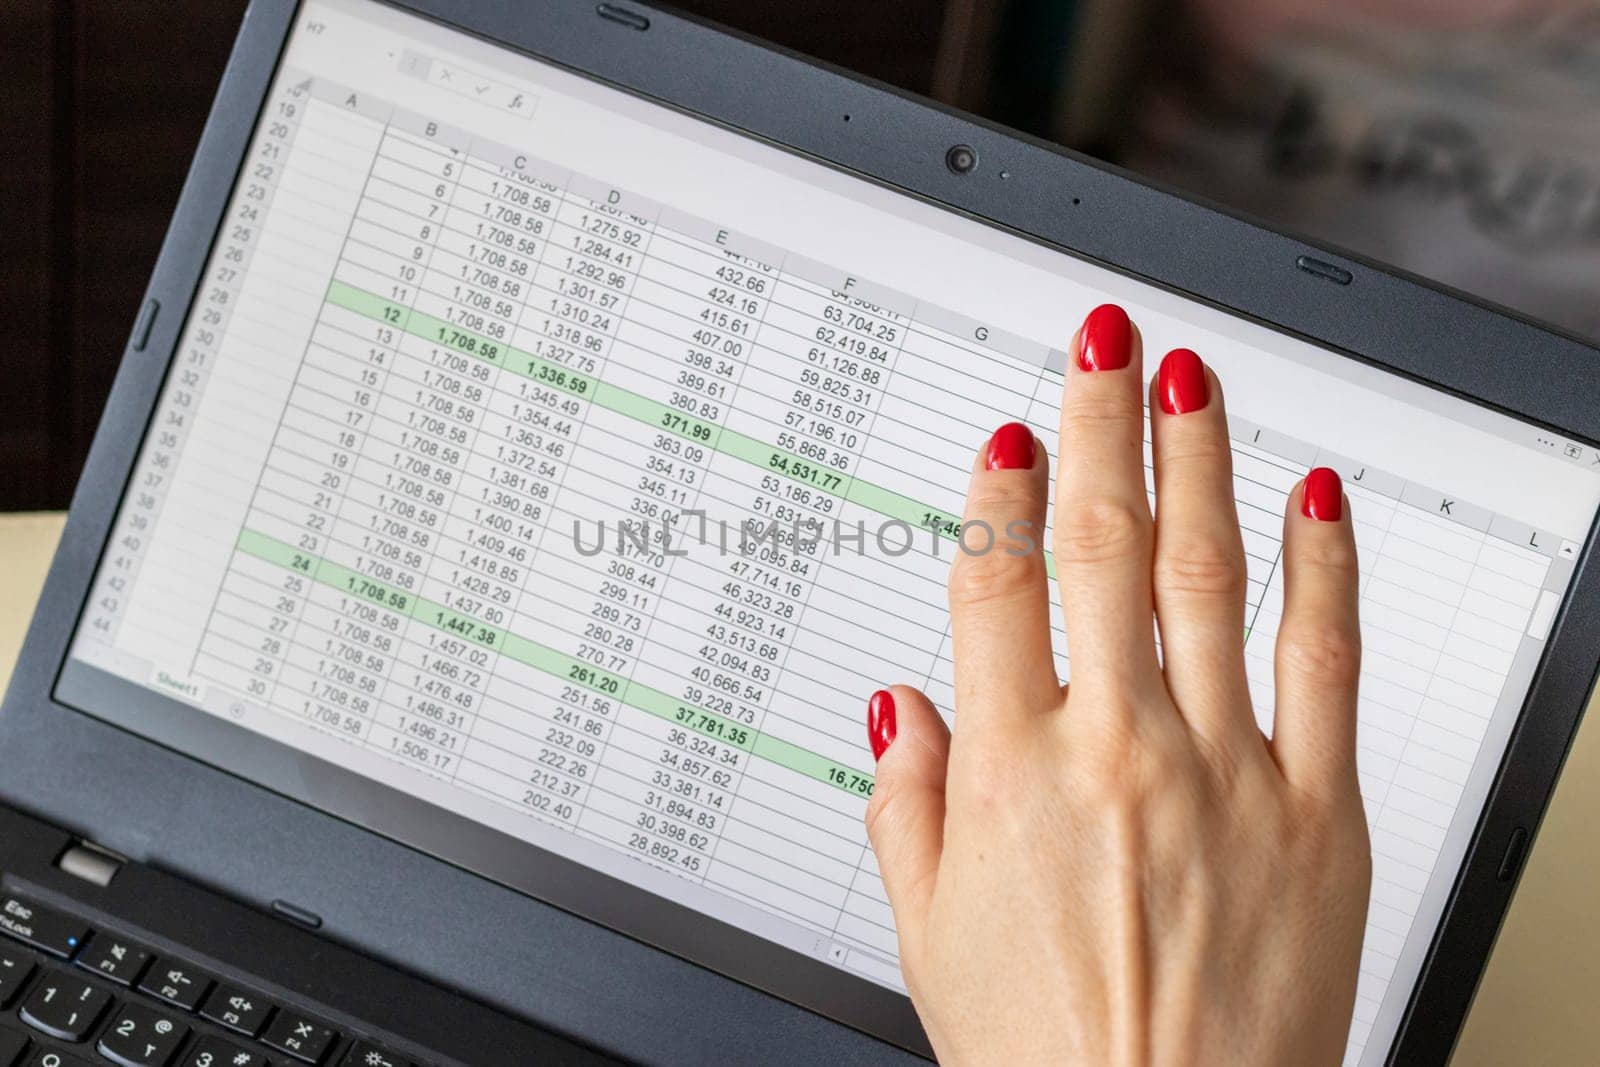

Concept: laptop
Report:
left=3, top=0, right=1598, bottom=1064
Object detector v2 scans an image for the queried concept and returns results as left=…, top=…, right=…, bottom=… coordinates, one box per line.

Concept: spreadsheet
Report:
left=65, top=2, right=1600, bottom=1063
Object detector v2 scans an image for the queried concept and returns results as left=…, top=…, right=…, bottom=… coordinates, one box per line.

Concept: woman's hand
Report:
left=864, top=304, right=1371, bottom=1065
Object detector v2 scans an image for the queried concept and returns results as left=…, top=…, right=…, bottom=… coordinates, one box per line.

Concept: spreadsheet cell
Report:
left=68, top=27, right=1600, bottom=1064
left=1448, top=611, right=1521, bottom=657
left=710, top=863, right=839, bottom=931
left=1380, top=532, right=1476, bottom=585
left=717, top=834, right=855, bottom=902
left=841, top=890, right=897, bottom=932
left=836, top=915, right=898, bottom=958
left=1390, top=761, right=1463, bottom=808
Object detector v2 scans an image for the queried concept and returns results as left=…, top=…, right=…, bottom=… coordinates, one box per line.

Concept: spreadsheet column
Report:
left=361, top=118, right=539, bottom=780
left=193, top=91, right=396, bottom=714
left=550, top=201, right=773, bottom=881
left=120, top=78, right=345, bottom=671
left=755, top=274, right=918, bottom=728
left=431, top=152, right=598, bottom=819
left=1339, top=477, right=1405, bottom=805
left=700, top=272, right=912, bottom=930
left=434, top=156, right=628, bottom=825
left=827, top=314, right=1046, bottom=957
left=481, top=183, right=674, bottom=840
left=851, top=324, right=1016, bottom=712
left=285, top=115, right=466, bottom=752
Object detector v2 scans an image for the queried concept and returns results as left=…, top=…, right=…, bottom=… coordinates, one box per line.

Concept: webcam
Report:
left=945, top=144, right=978, bottom=175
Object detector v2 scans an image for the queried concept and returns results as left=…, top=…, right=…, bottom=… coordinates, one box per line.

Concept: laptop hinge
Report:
left=56, top=841, right=126, bottom=888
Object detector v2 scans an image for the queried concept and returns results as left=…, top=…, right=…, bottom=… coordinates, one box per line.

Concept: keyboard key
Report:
left=341, top=1041, right=410, bottom=1067
left=73, top=935, right=151, bottom=988
left=0, top=897, right=89, bottom=960
left=0, top=949, right=35, bottom=1008
left=260, top=1011, right=337, bottom=1064
left=180, top=1036, right=272, bottom=1067
left=0, top=1025, right=27, bottom=1067
left=17, top=971, right=111, bottom=1042
left=136, top=961, right=213, bottom=1012
left=199, top=984, right=274, bottom=1037
left=23, top=1049, right=92, bottom=1067
left=97, top=1002, right=188, bottom=1067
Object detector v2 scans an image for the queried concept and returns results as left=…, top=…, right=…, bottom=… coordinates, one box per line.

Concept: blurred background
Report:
left=2, top=0, right=1596, bottom=510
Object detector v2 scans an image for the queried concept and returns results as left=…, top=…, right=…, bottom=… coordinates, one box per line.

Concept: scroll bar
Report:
left=1527, top=589, right=1561, bottom=641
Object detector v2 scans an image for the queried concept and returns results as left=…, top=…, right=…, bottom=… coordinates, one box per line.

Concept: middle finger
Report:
left=1053, top=303, right=1160, bottom=699
left=1148, top=349, right=1255, bottom=747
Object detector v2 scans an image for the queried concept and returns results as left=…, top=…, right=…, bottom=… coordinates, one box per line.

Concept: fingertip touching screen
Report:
left=62, top=0, right=1600, bottom=1061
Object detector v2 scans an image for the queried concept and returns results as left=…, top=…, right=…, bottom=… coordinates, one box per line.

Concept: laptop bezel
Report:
left=2, top=0, right=1598, bottom=1062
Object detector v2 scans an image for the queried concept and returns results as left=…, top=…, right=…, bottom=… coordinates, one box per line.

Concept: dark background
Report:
left=7, top=0, right=960, bottom=509
left=3, top=0, right=1595, bottom=510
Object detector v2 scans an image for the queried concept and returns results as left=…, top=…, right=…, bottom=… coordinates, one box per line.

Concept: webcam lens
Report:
left=946, top=144, right=977, bottom=175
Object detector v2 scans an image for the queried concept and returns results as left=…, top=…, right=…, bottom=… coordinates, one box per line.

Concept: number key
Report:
left=180, top=1035, right=271, bottom=1067
left=97, top=1002, right=188, bottom=1067
left=18, top=971, right=111, bottom=1041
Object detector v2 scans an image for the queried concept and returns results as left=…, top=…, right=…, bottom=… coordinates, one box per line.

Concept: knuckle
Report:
left=1189, top=726, right=1257, bottom=799
left=1065, top=397, right=1141, bottom=440
left=1278, top=623, right=1362, bottom=688
left=947, top=546, right=1041, bottom=611
left=1075, top=753, right=1137, bottom=807
left=950, top=730, right=1036, bottom=820
left=1065, top=713, right=1148, bottom=799
left=1160, top=432, right=1233, bottom=471
left=1075, top=757, right=1155, bottom=823
left=1052, top=496, right=1149, bottom=566
left=964, top=482, right=1034, bottom=518
left=1294, top=532, right=1359, bottom=581
left=1291, top=795, right=1372, bottom=878
left=1154, top=536, right=1247, bottom=600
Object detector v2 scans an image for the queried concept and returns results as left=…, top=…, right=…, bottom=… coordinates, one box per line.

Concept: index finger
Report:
left=947, top=422, right=1060, bottom=729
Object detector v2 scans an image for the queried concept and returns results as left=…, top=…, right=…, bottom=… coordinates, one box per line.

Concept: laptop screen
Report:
left=63, top=0, right=1600, bottom=1060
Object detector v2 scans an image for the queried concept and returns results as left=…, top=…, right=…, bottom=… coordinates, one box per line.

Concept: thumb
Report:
left=864, top=685, right=951, bottom=950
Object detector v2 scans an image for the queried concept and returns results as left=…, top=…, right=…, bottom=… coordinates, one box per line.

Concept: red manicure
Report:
left=867, top=689, right=897, bottom=761
left=1157, top=348, right=1208, bottom=415
left=1302, top=467, right=1343, bottom=522
left=1077, top=303, right=1132, bottom=371
left=985, top=422, right=1036, bottom=470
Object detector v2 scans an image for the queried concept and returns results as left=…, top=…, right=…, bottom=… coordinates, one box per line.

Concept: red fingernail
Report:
left=985, top=422, right=1035, bottom=470
left=868, top=689, right=897, bottom=761
left=1077, top=303, right=1132, bottom=371
left=1302, top=467, right=1343, bottom=522
left=1157, top=348, right=1208, bottom=415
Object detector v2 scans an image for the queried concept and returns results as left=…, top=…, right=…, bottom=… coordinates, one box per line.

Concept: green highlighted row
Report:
left=238, top=528, right=875, bottom=798
left=328, top=279, right=1060, bottom=575
left=330, top=281, right=981, bottom=541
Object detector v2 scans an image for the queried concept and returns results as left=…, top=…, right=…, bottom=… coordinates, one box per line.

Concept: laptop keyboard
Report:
left=0, top=893, right=421, bottom=1067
